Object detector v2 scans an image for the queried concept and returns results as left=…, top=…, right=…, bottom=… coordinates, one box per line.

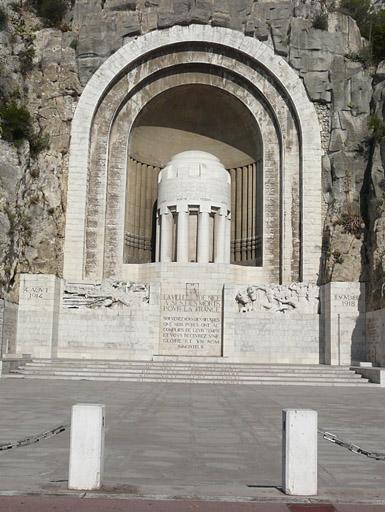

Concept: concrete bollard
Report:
left=282, top=409, right=317, bottom=496
left=68, top=404, right=105, bottom=490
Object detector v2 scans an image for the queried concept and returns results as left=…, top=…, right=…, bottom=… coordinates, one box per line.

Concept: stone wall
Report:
left=321, top=281, right=366, bottom=365
left=13, top=271, right=367, bottom=363
left=16, top=274, right=160, bottom=360
left=224, top=283, right=321, bottom=364
left=16, top=274, right=62, bottom=358
left=0, top=299, right=18, bottom=355
left=366, top=308, right=385, bottom=366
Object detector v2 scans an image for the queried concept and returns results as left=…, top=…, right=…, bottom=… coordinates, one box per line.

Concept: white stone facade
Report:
left=3, top=27, right=370, bottom=368
left=11, top=273, right=365, bottom=365
left=63, top=25, right=322, bottom=284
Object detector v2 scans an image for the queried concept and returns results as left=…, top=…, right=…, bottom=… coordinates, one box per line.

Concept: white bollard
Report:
left=68, top=404, right=105, bottom=490
left=282, top=409, right=317, bottom=496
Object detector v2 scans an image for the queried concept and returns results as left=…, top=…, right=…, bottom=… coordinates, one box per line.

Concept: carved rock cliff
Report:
left=0, top=0, right=384, bottom=309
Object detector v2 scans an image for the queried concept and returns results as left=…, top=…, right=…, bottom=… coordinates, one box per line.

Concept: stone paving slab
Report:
left=0, top=379, right=385, bottom=502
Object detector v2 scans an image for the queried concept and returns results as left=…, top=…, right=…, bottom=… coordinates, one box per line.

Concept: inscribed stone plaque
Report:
left=159, top=283, right=222, bottom=356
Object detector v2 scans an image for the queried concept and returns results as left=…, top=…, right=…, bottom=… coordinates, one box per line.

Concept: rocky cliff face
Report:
left=0, top=1, right=81, bottom=300
left=0, top=0, right=384, bottom=308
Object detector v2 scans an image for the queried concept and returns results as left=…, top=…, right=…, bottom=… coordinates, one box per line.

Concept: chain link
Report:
left=1, top=422, right=384, bottom=462
left=0, top=424, right=70, bottom=452
left=319, top=429, right=385, bottom=461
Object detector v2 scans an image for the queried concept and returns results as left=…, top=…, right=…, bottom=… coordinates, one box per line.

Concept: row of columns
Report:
left=125, top=157, right=160, bottom=263
left=229, top=162, right=262, bottom=265
left=157, top=207, right=231, bottom=264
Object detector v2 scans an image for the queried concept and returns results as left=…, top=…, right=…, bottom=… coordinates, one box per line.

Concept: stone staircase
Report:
left=7, top=359, right=377, bottom=386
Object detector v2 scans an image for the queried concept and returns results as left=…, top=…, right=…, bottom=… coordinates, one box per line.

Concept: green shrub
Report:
left=339, top=212, right=364, bottom=238
left=371, top=9, right=385, bottom=64
left=34, top=0, right=67, bottom=27
left=340, top=0, right=385, bottom=64
left=368, top=115, right=385, bottom=141
left=0, top=6, right=8, bottom=30
left=313, top=13, right=328, bottom=31
left=344, top=47, right=372, bottom=66
left=69, top=38, right=77, bottom=50
left=9, top=1, right=22, bottom=13
left=19, top=47, right=35, bottom=75
left=0, top=102, right=49, bottom=155
left=29, top=132, right=49, bottom=156
left=0, top=103, right=32, bottom=144
left=340, top=0, right=371, bottom=34
left=332, top=250, right=344, bottom=264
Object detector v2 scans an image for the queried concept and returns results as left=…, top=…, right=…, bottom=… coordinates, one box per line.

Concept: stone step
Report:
left=10, top=359, right=374, bottom=386
left=25, top=360, right=352, bottom=371
left=31, top=357, right=350, bottom=366
left=5, top=373, right=375, bottom=386
left=14, top=369, right=369, bottom=382
left=17, top=365, right=365, bottom=378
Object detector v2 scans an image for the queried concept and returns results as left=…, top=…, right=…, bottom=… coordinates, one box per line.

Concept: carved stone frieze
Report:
left=63, top=279, right=149, bottom=309
left=235, top=283, right=319, bottom=315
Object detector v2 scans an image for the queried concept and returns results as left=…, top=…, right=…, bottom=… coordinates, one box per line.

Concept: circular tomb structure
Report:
left=157, top=151, right=231, bottom=264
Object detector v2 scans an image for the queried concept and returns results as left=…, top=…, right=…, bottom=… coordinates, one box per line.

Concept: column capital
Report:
left=159, top=205, right=172, bottom=216
left=199, top=204, right=211, bottom=214
left=176, top=202, right=189, bottom=213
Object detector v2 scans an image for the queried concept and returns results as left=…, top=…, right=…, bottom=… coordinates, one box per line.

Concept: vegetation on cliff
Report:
left=340, top=0, right=385, bottom=63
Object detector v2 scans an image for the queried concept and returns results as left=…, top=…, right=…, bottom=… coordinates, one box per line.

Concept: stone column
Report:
left=160, top=210, right=173, bottom=262
left=16, top=274, right=62, bottom=358
left=176, top=206, right=189, bottom=263
left=322, top=282, right=366, bottom=365
left=214, top=209, right=226, bottom=263
left=155, top=214, right=160, bottom=263
left=236, top=168, right=242, bottom=262
left=198, top=209, right=210, bottom=263
left=230, top=168, right=236, bottom=262
left=225, top=214, right=231, bottom=264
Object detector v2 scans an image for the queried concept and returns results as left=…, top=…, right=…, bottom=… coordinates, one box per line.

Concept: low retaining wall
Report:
left=366, top=309, right=385, bottom=366
left=0, top=299, right=18, bottom=356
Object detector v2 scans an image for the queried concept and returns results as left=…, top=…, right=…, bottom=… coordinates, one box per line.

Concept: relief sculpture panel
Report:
left=63, top=279, right=149, bottom=309
left=235, top=283, right=319, bottom=315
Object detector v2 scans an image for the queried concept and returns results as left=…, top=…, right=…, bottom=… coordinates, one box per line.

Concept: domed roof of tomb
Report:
left=170, top=150, right=221, bottom=165
left=160, top=151, right=229, bottom=181
left=158, top=151, right=231, bottom=204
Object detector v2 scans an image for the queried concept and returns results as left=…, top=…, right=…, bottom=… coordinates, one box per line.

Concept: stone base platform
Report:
left=7, top=359, right=375, bottom=386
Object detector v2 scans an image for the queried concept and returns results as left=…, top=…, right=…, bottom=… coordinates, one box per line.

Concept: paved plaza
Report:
left=0, top=379, right=385, bottom=505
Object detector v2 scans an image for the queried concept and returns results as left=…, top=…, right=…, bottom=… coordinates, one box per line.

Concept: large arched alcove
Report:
left=125, top=84, right=263, bottom=266
left=63, top=25, right=322, bottom=285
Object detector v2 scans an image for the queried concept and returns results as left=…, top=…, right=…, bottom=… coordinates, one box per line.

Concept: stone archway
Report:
left=125, top=84, right=263, bottom=267
left=63, top=25, right=322, bottom=284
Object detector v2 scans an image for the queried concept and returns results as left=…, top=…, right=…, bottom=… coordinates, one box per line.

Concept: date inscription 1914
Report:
left=23, top=286, right=49, bottom=300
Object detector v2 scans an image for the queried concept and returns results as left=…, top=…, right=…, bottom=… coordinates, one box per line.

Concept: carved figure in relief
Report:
left=236, top=283, right=319, bottom=314
left=235, top=291, right=252, bottom=313
left=64, top=279, right=149, bottom=309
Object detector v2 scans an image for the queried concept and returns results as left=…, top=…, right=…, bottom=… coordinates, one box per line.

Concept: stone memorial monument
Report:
left=0, top=21, right=373, bottom=368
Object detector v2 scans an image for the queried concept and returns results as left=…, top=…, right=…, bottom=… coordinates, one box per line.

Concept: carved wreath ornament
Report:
left=235, top=283, right=319, bottom=315
left=63, top=279, right=149, bottom=309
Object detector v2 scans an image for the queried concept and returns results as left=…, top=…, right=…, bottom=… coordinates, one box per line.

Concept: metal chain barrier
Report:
left=0, top=424, right=70, bottom=452
left=319, top=428, right=385, bottom=461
